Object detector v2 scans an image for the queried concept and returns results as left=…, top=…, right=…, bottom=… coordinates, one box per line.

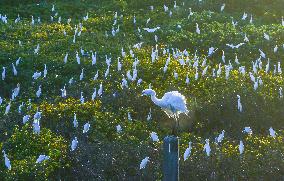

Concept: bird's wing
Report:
left=162, top=91, right=188, bottom=113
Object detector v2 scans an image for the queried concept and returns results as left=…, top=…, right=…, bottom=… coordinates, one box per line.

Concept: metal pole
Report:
left=163, top=136, right=179, bottom=181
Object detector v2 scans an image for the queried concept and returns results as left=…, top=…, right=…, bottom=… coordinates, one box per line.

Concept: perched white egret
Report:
left=237, top=95, right=242, bottom=112
left=32, top=71, right=42, bottom=80
left=143, top=27, right=160, bottom=33
left=243, top=127, right=252, bottom=135
left=216, top=130, right=225, bottom=143
left=142, top=89, right=188, bottom=133
left=150, top=132, right=159, bottom=142
left=80, top=68, right=84, bottom=81
left=92, top=52, right=97, bottom=65
left=83, top=122, right=90, bottom=133
left=128, top=112, right=132, bottom=121
left=183, top=142, right=192, bottom=161
left=242, top=12, right=247, bottom=20
left=239, top=141, right=244, bottom=154
left=2, top=67, right=6, bottom=80
left=4, top=102, right=11, bottom=115
left=203, top=139, right=211, bottom=156
left=71, top=137, right=78, bottom=151
left=264, top=33, right=270, bottom=40
left=142, top=89, right=188, bottom=119
left=12, top=63, right=17, bottom=76
left=269, top=127, right=276, bottom=138
left=196, top=23, right=200, bottom=34
left=139, top=157, right=149, bottom=169
left=279, top=87, right=283, bottom=98
left=36, top=85, right=42, bottom=98
left=274, top=45, right=278, bottom=53
left=16, top=57, right=22, bottom=66
left=33, top=119, right=40, bottom=134
left=2, top=150, right=11, bottom=170
left=80, top=92, right=84, bottom=104
left=98, top=83, right=103, bottom=97
left=73, top=113, right=78, bottom=128
left=64, top=53, right=68, bottom=64
left=76, top=51, right=80, bottom=64
left=116, top=124, right=122, bottom=133
left=259, top=49, right=266, bottom=58
left=220, top=3, right=225, bottom=12
left=36, top=155, right=50, bottom=163
left=23, top=115, right=30, bottom=124
left=226, top=43, right=245, bottom=49
left=147, top=108, right=152, bottom=121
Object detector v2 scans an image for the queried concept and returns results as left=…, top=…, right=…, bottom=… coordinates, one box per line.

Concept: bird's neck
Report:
left=151, top=94, right=163, bottom=107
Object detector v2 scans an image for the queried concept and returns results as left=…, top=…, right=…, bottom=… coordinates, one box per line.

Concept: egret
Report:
left=128, top=112, right=132, bottom=121
left=73, top=113, right=78, bottom=128
left=220, top=3, right=225, bottom=12
left=147, top=108, right=152, bottom=121
left=239, top=141, right=244, bottom=154
left=2, top=67, right=6, bottom=80
left=76, top=52, right=80, bottom=64
left=36, top=155, right=50, bottom=164
left=143, top=27, right=160, bottom=33
left=98, top=83, right=103, bottom=97
left=116, top=124, right=122, bottom=133
left=33, top=119, right=40, bottom=134
left=216, top=130, right=225, bottom=143
left=92, top=52, right=97, bottom=65
left=150, top=132, right=159, bottom=142
left=226, top=43, right=245, bottom=49
left=142, top=89, right=188, bottom=134
left=4, top=102, right=11, bottom=115
left=43, top=64, right=47, bottom=78
left=203, top=139, right=211, bottom=156
left=242, top=12, right=247, bottom=20
left=71, top=137, right=78, bottom=151
left=91, top=88, right=97, bottom=100
left=64, top=53, right=68, bottom=64
left=36, top=85, right=42, bottom=98
left=237, top=95, right=243, bottom=112
left=196, top=23, right=200, bottom=34
left=269, top=127, right=276, bottom=138
left=139, top=157, right=149, bottom=169
left=183, top=142, right=192, bottom=161
left=83, top=122, right=90, bottom=133
left=274, top=45, right=278, bottom=53
left=80, top=68, right=84, bottom=81
left=32, top=71, right=42, bottom=80
left=23, top=115, right=30, bottom=124
left=79, top=92, right=84, bottom=104
left=2, top=151, right=11, bottom=170
left=243, top=127, right=252, bottom=135
left=12, top=63, right=17, bottom=76
left=264, top=33, right=270, bottom=40
left=279, top=87, right=283, bottom=98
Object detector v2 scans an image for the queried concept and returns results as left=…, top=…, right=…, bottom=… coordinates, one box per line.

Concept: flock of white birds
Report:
left=0, top=0, right=283, bottom=171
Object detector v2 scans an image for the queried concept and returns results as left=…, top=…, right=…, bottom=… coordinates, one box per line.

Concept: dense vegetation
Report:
left=0, top=0, right=283, bottom=180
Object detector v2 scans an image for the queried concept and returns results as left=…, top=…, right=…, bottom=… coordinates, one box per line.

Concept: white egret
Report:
left=216, top=130, right=225, bottom=143
left=2, top=151, right=11, bottom=170
left=139, top=157, right=149, bottom=169
left=36, top=155, right=50, bottom=163
left=203, top=139, right=211, bottom=156
left=83, top=122, right=90, bottom=133
left=237, top=95, right=242, bottom=112
left=243, top=127, right=252, bottom=135
left=269, top=127, right=276, bottom=138
left=23, top=115, right=30, bottom=124
left=2, top=67, right=6, bottom=80
left=116, top=125, right=122, bottom=133
left=183, top=142, right=192, bottom=161
left=150, top=132, right=159, bottom=142
left=4, top=102, right=11, bottom=115
left=73, top=113, right=78, bottom=128
left=239, top=141, right=244, bottom=154
left=71, top=137, right=78, bottom=151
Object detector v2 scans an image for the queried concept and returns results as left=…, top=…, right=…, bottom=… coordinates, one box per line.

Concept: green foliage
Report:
left=0, top=126, right=70, bottom=180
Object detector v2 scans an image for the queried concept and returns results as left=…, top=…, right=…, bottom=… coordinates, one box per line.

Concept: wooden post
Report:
left=163, top=136, right=179, bottom=181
